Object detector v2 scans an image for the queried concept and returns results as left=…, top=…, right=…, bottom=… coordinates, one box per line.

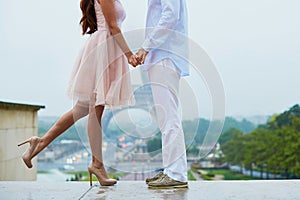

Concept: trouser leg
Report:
left=148, top=59, right=187, bottom=182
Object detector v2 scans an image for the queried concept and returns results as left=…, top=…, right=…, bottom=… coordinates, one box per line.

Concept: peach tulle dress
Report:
left=67, top=0, right=135, bottom=107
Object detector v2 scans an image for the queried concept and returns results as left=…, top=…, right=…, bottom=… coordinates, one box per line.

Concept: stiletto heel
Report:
left=17, top=136, right=41, bottom=168
left=18, top=139, right=31, bottom=147
left=89, top=172, right=93, bottom=187
left=88, top=165, right=117, bottom=186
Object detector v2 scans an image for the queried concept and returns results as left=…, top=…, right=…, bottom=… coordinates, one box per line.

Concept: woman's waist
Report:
left=96, top=22, right=108, bottom=29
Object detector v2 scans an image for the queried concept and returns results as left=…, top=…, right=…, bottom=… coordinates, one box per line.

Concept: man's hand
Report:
left=135, top=48, right=148, bottom=64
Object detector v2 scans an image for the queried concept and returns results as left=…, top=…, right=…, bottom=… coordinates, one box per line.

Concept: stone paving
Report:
left=0, top=180, right=300, bottom=200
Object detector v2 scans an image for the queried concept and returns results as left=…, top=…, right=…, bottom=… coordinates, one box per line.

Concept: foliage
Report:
left=186, top=145, right=200, bottom=155
left=146, top=137, right=162, bottom=154
left=38, top=115, right=257, bottom=146
left=222, top=117, right=256, bottom=133
left=182, top=117, right=256, bottom=145
left=187, top=170, right=196, bottom=181
left=218, top=128, right=243, bottom=146
left=221, top=133, right=245, bottom=165
left=268, top=104, right=300, bottom=129
left=206, top=172, right=215, bottom=177
left=220, top=104, right=300, bottom=178
left=206, top=169, right=254, bottom=180
left=201, top=174, right=213, bottom=180
left=37, top=171, right=50, bottom=174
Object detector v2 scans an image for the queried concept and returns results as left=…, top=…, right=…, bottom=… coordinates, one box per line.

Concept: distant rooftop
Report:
left=0, top=180, right=299, bottom=200
left=0, top=100, right=45, bottom=111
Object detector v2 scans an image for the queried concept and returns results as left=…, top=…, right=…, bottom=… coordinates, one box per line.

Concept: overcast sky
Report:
left=0, top=0, right=299, bottom=119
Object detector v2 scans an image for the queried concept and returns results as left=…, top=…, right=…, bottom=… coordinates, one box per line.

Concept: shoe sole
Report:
left=148, top=184, right=188, bottom=189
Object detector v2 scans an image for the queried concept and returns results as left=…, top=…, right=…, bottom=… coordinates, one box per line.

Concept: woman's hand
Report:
left=126, top=52, right=139, bottom=67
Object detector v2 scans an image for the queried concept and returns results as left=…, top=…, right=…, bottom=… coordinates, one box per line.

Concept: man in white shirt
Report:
left=136, top=0, right=189, bottom=188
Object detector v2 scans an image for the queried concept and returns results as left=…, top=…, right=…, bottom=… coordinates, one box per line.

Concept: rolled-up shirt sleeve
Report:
left=142, top=0, right=180, bottom=52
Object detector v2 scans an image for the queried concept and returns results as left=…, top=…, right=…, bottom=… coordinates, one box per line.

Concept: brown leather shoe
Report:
left=145, top=171, right=164, bottom=184
left=148, top=174, right=188, bottom=189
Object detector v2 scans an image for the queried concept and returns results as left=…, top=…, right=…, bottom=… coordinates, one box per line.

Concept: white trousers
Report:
left=148, top=59, right=188, bottom=182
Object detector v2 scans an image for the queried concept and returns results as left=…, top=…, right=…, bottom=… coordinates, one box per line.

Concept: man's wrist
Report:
left=141, top=44, right=151, bottom=53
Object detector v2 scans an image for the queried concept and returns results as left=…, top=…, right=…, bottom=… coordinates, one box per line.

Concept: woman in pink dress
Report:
left=18, top=0, right=137, bottom=186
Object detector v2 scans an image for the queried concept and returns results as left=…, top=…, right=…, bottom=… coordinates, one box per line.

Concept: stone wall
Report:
left=0, top=101, right=44, bottom=181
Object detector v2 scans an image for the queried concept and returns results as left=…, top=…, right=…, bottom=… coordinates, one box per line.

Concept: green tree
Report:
left=223, top=117, right=256, bottom=133
left=147, top=137, right=162, bottom=155
left=221, top=105, right=300, bottom=179
left=268, top=104, right=300, bottom=129
left=273, top=117, right=300, bottom=177
left=243, top=129, right=276, bottom=177
left=186, top=145, right=199, bottom=156
left=218, top=128, right=243, bottom=146
left=221, top=133, right=245, bottom=167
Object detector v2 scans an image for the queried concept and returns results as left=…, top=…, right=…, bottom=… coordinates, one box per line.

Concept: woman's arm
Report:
left=98, top=0, right=138, bottom=66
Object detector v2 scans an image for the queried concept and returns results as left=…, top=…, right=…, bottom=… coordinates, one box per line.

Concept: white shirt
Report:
left=142, top=0, right=189, bottom=76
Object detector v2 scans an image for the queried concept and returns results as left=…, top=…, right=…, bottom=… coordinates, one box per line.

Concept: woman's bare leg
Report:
left=87, top=104, right=105, bottom=168
left=87, top=104, right=117, bottom=186
left=31, top=102, right=89, bottom=158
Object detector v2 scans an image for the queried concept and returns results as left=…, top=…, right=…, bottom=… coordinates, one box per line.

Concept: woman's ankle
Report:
left=92, top=157, right=104, bottom=168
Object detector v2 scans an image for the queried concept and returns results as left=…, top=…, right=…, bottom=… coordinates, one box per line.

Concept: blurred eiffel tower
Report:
left=102, top=70, right=154, bottom=135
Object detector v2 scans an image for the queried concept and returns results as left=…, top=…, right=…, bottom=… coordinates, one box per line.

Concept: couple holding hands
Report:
left=18, top=0, right=189, bottom=189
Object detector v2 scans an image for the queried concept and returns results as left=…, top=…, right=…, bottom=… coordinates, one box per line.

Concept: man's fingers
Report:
left=134, top=49, right=148, bottom=64
left=135, top=52, right=142, bottom=62
left=140, top=53, right=146, bottom=64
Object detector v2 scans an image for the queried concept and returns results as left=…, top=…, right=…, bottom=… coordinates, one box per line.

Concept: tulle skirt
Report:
left=67, top=29, right=135, bottom=108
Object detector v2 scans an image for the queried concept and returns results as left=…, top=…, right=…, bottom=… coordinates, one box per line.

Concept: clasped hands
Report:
left=127, top=48, right=148, bottom=67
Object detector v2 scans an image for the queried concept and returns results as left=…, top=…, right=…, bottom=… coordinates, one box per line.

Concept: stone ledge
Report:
left=0, top=180, right=299, bottom=200
left=0, top=101, right=45, bottom=111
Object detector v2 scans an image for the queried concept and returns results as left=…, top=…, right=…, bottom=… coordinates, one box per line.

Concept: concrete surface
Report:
left=0, top=180, right=300, bottom=200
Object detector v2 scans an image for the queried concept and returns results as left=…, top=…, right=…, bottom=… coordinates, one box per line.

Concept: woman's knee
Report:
left=73, top=102, right=89, bottom=118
